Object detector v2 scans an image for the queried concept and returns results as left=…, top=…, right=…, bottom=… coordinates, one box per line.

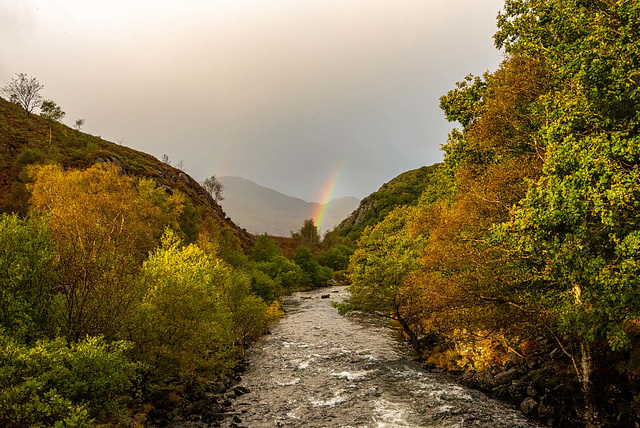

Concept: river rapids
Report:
left=219, top=286, right=540, bottom=428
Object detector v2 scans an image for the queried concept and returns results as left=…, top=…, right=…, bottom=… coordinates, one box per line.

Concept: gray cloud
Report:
left=0, top=0, right=504, bottom=201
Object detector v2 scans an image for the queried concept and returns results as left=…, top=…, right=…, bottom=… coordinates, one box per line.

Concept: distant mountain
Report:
left=218, top=176, right=360, bottom=237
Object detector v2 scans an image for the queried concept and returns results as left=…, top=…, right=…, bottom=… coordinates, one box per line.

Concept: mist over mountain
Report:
left=218, top=176, right=360, bottom=237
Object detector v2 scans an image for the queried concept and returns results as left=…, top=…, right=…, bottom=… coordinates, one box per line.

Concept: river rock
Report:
left=233, top=386, right=250, bottom=396
left=520, top=397, right=538, bottom=416
left=493, top=367, right=519, bottom=386
left=537, top=400, right=554, bottom=419
left=209, top=381, right=227, bottom=394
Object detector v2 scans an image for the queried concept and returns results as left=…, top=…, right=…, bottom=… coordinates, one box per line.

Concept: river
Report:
left=220, top=286, right=540, bottom=428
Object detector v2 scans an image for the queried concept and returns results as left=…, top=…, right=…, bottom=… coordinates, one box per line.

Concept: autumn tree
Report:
left=28, top=163, right=175, bottom=341
left=1, top=73, right=43, bottom=118
left=493, top=0, right=640, bottom=422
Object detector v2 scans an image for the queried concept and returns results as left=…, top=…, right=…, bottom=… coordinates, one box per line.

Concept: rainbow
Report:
left=312, top=164, right=343, bottom=234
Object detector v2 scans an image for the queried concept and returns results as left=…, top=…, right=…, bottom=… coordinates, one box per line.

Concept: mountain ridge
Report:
left=218, top=176, right=359, bottom=237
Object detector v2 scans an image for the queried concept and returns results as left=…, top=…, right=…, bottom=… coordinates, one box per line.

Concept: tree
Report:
left=293, top=246, right=320, bottom=286
left=0, top=214, right=55, bottom=342
left=202, top=175, right=224, bottom=202
left=494, top=1, right=640, bottom=423
left=40, top=99, right=65, bottom=144
left=322, top=244, right=353, bottom=271
left=291, top=219, right=320, bottom=248
left=249, top=234, right=281, bottom=262
left=134, top=230, right=235, bottom=381
left=161, top=154, right=171, bottom=165
left=342, top=206, right=426, bottom=354
left=28, top=164, right=172, bottom=341
left=74, top=118, right=85, bottom=130
left=1, top=73, right=44, bottom=118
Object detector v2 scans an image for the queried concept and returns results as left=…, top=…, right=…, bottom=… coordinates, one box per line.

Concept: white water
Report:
left=220, top=286, right=540, bottom=427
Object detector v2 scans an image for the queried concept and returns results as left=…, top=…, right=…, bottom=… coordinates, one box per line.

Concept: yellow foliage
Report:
left=27, top=163, right=179, bottom=340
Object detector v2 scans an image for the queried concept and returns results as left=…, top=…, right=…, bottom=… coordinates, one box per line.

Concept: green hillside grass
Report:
left=329, top=163, right=442, bottom=242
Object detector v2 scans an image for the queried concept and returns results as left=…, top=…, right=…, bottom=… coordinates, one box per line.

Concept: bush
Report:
left=222, top=272, right=282, bottom=351
left=248, top=269, right=279, bottom=302
left=0, top=334, right=139, bottom=427
left=133, top=230, right=236, bottom=383
left=0, top=214, right=55, bottom=342
left=323, top=245, right=353, bottom=271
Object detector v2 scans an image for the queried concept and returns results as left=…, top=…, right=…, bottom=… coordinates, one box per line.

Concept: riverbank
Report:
left=423, top=337, right=640, bottom=427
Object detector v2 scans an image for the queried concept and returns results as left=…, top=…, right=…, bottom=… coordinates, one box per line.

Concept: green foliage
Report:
left=439, top=73, right=488, bottom=129
left=40, top=100, right=65, bottom=123
left=248, top=269, right=279, bottom=302
left=16, top=147, right=46, bottom=166
left=293, top=245, right=328, bottom=286
left=345, top=206, right=423, bottom=314
left=342, top=206, right=426, bottom=353
left=221, top=271, right=280, bottom=351
left=291, top=218, right=321, bottom=248
left=0, top=214, right=55, bottom=342
left=134, top=230, right=235, bottom=382
left=331, top=164, right=442, bottom=241
left=252, top=255, right=307, bottom=292
left=249, top=234, right=282, bottom=262
left=0, top=334, right=138, bottom=427
left=321, top=244, right=354, bottom=271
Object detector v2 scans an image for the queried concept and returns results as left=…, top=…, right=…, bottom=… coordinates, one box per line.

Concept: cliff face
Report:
left=0, top=96, right=252, bottom=249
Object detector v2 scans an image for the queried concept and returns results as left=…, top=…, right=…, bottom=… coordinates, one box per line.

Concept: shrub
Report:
left=0, top=214, right=55, bottom=342
left=0, top=334, right=139, bottom=427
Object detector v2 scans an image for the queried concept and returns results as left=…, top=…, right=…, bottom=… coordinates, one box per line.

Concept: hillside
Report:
left=329, top=163, right=442, bottom=241
left=218, top=176, right=360, bottom=236
left=0, top=96, right=252, bottom=249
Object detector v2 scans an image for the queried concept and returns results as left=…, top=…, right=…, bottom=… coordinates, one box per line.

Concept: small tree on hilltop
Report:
left=74, top=118, right=85, bottom=131
left=40, top=99, right=65, bottom=144
left=1, top=73, right=44, bottom=118
left=202, top=175, right=224, bottom=202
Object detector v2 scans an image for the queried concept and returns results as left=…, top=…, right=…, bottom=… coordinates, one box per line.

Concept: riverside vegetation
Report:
left=332, top=1, right=640, bottom=426
left=0, top=86, right=347, bottom=426
left=2, top=1, right=640, bottom=427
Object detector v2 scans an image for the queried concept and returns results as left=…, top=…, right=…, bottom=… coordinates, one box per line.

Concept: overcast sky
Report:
left=1, top=0, right=504, bottom=202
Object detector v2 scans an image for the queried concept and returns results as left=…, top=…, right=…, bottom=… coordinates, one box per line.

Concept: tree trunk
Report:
left=579, top=339, right=599, bottom=426
left=394, top=308, right=422, bottom=356
left=573, top=282, right=599, bottom=426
